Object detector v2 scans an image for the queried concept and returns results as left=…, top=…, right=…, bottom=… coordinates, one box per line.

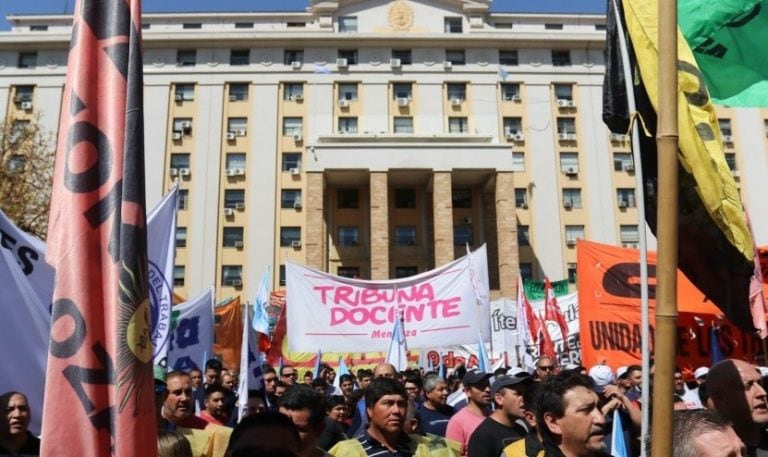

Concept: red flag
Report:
left=544, top=278, right=570, bottom=350
left=538, top=314, right=557, bottom=360
left=519, top=278, right=540, bottom=344
left=41, top=1, right=156, bottom=455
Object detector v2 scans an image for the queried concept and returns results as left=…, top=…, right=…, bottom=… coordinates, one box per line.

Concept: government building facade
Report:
left=2, top=0, right=767, bottom=302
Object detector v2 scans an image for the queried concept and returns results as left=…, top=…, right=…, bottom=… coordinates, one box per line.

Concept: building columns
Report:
left=495, top=172, right=519, bottom=297
left=432, top=172, right=454, bottom=267
left=369, top=172, right=390, bottom=279
left=305, top=172, right=326, bottom=270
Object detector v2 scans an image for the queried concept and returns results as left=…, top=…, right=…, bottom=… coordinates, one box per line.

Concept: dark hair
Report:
left=403, top=374, right=422, bottom=390
left=311, top=378, right=326, bottom=388
left=623, top=365, right=642, bottom=380
left=205, top=358, right=223, bottom=372
left=189, top=368, right=202, bottom=375
left=276, top=380, right=289, bottom=389
left=278, top=384, right=325, bottom=426
left=227, top=411, right=300, bottom=457
left=204, top=384, right=226, bottom=399
left=357, top=369, right=373, bottom=380
left=365, top=377, right=407, bottom=409
left=339, top=374, right=354, bottom=385
left=303, top=371, right=313, bottom=379
left=668, top=409, right=733, bottom=457
left=165, top=370, right=191, bottom=384
left=698, top=382, right=710, bottom=406
left=279, top=365, right=294, bottom=376
left=535, top=371, right=596, bottom=445
left=263, top=366, right=277, bottom=376
left=324, top=395, right=346, bottom=412
left=522, top=382, right=542, bottom=415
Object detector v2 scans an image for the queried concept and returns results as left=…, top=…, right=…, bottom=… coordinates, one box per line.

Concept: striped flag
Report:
left=41, top=0, right=157, bottom=454
left=385, top=316, right=408, bottom=371
left=610, top=409, right=629, bottom=457
left=477, top=333, right=491, bottom=373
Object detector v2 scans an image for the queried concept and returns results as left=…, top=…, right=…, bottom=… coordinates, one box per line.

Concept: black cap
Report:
left=490, top=372, right=532, bottom=397
left=462, top=369, right=493, bottom=387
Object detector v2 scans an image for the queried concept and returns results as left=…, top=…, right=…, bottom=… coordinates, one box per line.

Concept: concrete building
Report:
left=1, top=0, right=766, bottom=302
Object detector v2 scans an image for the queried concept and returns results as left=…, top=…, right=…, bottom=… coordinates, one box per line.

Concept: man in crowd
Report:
left=707, top=358, right=768, bottom=454
left=537, top=370, right=609, bottom=457
left=190, top=368, right=204, bottom=389
left=467, top=371, right=533, bottom=457
left=243, top=391, right=267, bottom=417
left=198, top=384, right=231, bottom=426
left=226, top=411, right=301, bottom=457
left=0, top=391, right=39, bottom=455
left=303, top=371, right=314, bottom=386
left=263, top=366, right=279, bottom=410
left=348, top=363, right=398, bottom=436
left=281, top=365, right=299, bottom=386
left=275, top=380, right=289, bottom=399
left=446, top=370, right=492, bottom=456
left=404, top=374, right=424, bottom=404
left=674, top=366, right=703, bottom=409
left=536, top=357, right=557, bottom=381
left=161, top=371, right=210, bottom=430
left=373, top=363, right=397, bottom=379
left=670, top=409, right=745, bottom=457
left=220, top=372, right=236, bottom=392
left=339, top=374, right=355, bottom=401
left=204, top=358, right=223, bottom=387
left=278, top=384, right=328, bottom=457
left=418, top=373, right=455, bottom=437
left=357, top=369, right=373, bottom=389
left=502, top=383, right=544, bottom=457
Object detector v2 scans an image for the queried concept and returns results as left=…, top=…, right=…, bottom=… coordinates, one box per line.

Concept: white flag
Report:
left=168, top=287, right=214, bottom=372
left=0, top=209, right=54, bottom=309
left=385, top=317, right=408, bottom=371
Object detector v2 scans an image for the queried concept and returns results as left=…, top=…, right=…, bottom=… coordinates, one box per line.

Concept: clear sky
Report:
left=0, top=0, right=605, bottom=30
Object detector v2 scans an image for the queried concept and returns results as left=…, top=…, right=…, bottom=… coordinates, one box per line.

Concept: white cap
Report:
left=758, top=366, right=768, bottom=378
left=694, top=366, right=710, bottom=380
left=588, top=365, right=614, bottom=392
left=616, top=366, right=629, bottom=379
left=563, top=363, right=580, bottom=371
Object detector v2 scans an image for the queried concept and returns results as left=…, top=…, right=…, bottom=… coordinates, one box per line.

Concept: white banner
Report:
left=287, top=245, right=490, bottom=352
left=0, top=209, right=54, bottom=309
left=168, top=287, right=214, bottom=372
left=0, top=248, right=49, bottom=434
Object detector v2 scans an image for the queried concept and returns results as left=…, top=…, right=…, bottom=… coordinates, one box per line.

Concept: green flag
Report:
left=679, top=0, right=768, bottom=106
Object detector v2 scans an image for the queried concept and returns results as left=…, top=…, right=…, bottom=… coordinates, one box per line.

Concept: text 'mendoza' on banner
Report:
left=41, top=1, right=157, bottom=455
left=286, top=245, right=490, bottom=353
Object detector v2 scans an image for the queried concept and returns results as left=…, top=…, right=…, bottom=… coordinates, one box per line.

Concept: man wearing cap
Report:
left=674, top=367, right=703, bottom=409
left=446, top=370, right=492, bottom=456
left=467, top=370, right=533, bottom=457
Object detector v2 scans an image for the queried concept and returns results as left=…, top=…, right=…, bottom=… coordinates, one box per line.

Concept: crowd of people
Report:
left=2, top=356, right=768, bottom=456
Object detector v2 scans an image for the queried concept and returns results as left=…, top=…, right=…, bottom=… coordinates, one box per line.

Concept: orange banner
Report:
left=214, top=297, right=242, bottom=371
left=577, top=240, right=765, bottom=371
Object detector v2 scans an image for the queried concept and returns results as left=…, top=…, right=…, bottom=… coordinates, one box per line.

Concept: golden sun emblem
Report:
left=388, top=0, right=414, bottom=32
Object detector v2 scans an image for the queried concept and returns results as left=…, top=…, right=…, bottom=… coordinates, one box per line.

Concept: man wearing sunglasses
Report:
left=535, top=357, right=557, bottom=381
left=281, top=365, right=299, bottom=386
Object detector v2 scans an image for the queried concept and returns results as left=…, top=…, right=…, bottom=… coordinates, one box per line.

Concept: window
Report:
left=446, top=50, right=465, bottom=65
left=174, top=84, right=194, bottom=102
left=176, top=50, right=196, bottom=66
left=515, top=188, right=528, bottom=207
left=620, top=225, right=639, bottom=246
left=552, top=50, right=571, bottom=66
left=338, top=49, right=358, bottom=65
left=224, top=189, right=245, bottom=208
left=454, top=226, right=473, bottom=246
left=142, top=23, right=150, bottom=30
left=568, top=263, right=577, bottom=283
left=13, top=86, right=35, bottom=103
left=617, top=188, right=636, bottom=208
left=284, top=83, right=304, bottom=100
left=173, top=118, right=192, bottom=134
left=176, top=227, right=187, bottom=248
left=725, top=152, right=737, bottom=171
left=393, top=83, right=413, bottom=99
left=395, top=226, right=417, bottom=246
left=338, top=16, right=358, bottom=32
left=174, top=266, right=185, bottom=287
left=338, top=117, right=358, bottom=134
left=338, top=227, right=360, bottom=246
left=338, top=266, right=360, bottom=278
left=229, top=83, right=249, bottom=101
left=235, top=22, right=254, bottom=29
left=393, top=117, right=414, bottom=134
left=392, top=49, right=412, bottom=65
left=178, top=190, right=189, bottom=210
left=501, top=83, right=520, bottom=101
left=338, top=83, right=358, bottom=101
left=447, top=83, right=466, bottom=101
left=448, top=117, right=469, bottom=133
left=520, top=263, right=533, bottom=281
left=503, top=117, right=522, bottom=136
left=518, top=225, right=530, bottom=246
left=499, top=50, right=518, bottom=66
left=394, top=189, right=416, bottom=209
left=554, top=84, right=573, bottom=101
left=557, top=117, right=576, bottom=135
left=719, top=118, right=732, bottom=137
left=281, top=189, right=302, bottom=209
left=338, top=189, right=359, bottom=209
left=183, top=23, right=202, bottom=29
left=280, top=227, right=301, bottom=246
left=595, top=24, right=607, bottom=31
left=170, top=153, right=190, bottom=170
left=565, top=225, right=585, bottom=245
left=282, top=153, right=302, bottom=171
left=30, top=25, right=48, bottom=31
left=223, top=227, right=244, bottom=247
left=226, top=153, right=246, bottom=170
left=284, top=49, right=304, bottom=65
left=563, top=188, right=582, bottom=208
left=283, top=117, right=303, bottom=136
left=279, top=265, right=286, bottom=285
left=512, top=152, right=525, bottom=172
left=230, top=49, right=250, bottom=66
left=18, top=52, right=37, bottom=68
left=545, top=23, right=563, bottom=30
left=614, top=152, right=634, bottom=171
left=221, top=265, right=243, bottom=286
left=395, top=266, right=418, bottom=278
left=452, top=189, right=472, bottom=208
left=495, top=22, right=513, bottom=29
left=559, top=153, right=579, bottom=173
left=228, top=117, right=248, bottom=136
left=287, top=22, right=306, bottom=28
left=444, top=17, right=463, bottom=33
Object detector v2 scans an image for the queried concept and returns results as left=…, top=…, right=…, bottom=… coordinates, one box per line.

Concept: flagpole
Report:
left=651, top=0, right=679, bottom=454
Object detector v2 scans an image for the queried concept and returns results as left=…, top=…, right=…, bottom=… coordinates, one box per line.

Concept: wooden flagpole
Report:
left=651, top=0, right=679, bottom=455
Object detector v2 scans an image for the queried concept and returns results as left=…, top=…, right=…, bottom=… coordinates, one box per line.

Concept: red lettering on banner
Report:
left=314, top=286, right=334, bottom=304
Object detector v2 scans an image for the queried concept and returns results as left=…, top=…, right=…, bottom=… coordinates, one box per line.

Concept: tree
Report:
left=0, top=116, right=55, bottom=239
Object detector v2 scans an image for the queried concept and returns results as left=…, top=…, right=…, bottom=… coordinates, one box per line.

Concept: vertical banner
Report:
left=168, top=288, right=214, bottom=371
left=41, top=0, right=157, bottom=454
left=214, top=297, right=243, bottom=370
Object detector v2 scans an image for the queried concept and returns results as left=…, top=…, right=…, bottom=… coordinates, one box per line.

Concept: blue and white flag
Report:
left=313, top=349, right=323, bottom=380
left=252, top=267, right=271, bottom=335
left=477, top=333, right=491, bottom=373
left=314, top=63, right=332, bottom=74
left=0, top=248, right=49, bottom=434
left=610, top=408, right=629, bottom=457
left=385, top=317, right=408, bottom=371
left=333, top=356, right=350, bottom=390
left=238, top=303, right=264, bottom=419
left=168, top=287, right=214, bottom=372
left=146, top=185, right=179, bottom=370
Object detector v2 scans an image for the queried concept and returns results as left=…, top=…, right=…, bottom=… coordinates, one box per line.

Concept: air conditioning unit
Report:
left=618, top=200, right=628, bottom=208
left=169, top=168, right=178, bottom=176
left=226, top=132, right=236, bottom=141
left=625, top=164, right=635, bottom=172
left=172, top=132, right=183, bottom=140
left=462, top=217, right=472, bottom=224
left=293, top=201, right=302, bottom=209
left=563, top=200, right=573, bottom=209
left=228, top=94, right=238, bottom=102
left=232, top=279, right=243, bottom=287
left=509, top=94, right=521, bottom=102
left=235, top=169, right=245, bottom=176
left=291, top=61, right=302, bottom=70
left=513, top=132, right=524, bottom=141
left=396, top=97, right=410, bottom=107
left=225, top=168, right=236, bottom=177
left=223, top=208, right=234, bottom=216
left=558, top=133, right=576, bottom=140
left=236, top=129, right=247, bottom=137
left=609, top=133, right=628, bottom=142
left=291, top=240, right=302, bottom=248
left=565, top=167, right=578, bottom=176
left=450, top=98, right=462, bottom=106
left=556, top=99, right=576, bottom=108
left=19, top=101, right=33, bottom=110
left=179, top=168, right=190, bottom=176
left=293, top=133, right=303, bottom=142
left=336, top=58, right=348, bottom=67
left=234, top=241, right=244, bottom=249
left=723, top=135, right=733, bottom=143
left=732, top=170, right=741, bottom=178
left=338, top=99, right=350, bottom=108
left=566, top=239, right=576, bottom=246
left=390, top=58, right=402, bottom=68
left=290, top=167, right=301, bottom=175
left=235, top=202, right=245, bottom=210
left=443, top=61, right=453, bottom=70
left=181, top=121, right=192, bottom=130
left=292, top=93, right=304, bottom=102
left=174, top=94, right=183, bottom=102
